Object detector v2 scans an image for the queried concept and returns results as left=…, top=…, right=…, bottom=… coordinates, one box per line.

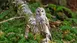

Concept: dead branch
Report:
left=0, top=16, right=25, bottom=24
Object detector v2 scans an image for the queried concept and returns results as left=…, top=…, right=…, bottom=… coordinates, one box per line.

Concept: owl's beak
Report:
left=39, top=12, right=41, bottom=16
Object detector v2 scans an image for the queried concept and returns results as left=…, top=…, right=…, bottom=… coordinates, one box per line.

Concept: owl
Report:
left=36, top=7, right=52, bottom=41
left=36, top=7, right=50, bottom=28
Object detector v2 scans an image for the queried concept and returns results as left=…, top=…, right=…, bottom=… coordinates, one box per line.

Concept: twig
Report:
left=43, top=4, right=48, bottom=8
left=0, top=16, right=25, bottom=24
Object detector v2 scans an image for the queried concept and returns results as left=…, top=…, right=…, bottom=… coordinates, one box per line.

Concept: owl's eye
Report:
left=41, top=10, right=43, bottom=12
left=37, top=11, right=39, bottom=12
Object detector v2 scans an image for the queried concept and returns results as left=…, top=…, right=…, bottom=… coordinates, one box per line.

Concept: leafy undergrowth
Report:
left=0, top=2, right=77, bottom=43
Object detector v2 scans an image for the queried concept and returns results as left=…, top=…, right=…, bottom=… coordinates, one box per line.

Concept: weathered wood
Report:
left=14, top=0, right=37, bottom=38
left=0, top=16, right=25, bottom=24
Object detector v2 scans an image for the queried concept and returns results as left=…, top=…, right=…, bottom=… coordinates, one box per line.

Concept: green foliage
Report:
left=46, top=13, right=52, bottom=20
left=0, top=10, right=9, bottom=19
left=60, top=25, right=71, bottom=31
left=47, top=4, right=74, bottom=21
left=63, top=20, right=72, bottom=26
left=48, top=4, right=74, bottom=13
left=59, top=25, right=77, bottom=41
left=72, top=41, right=77, bottom=43
left=48, top=4, right=57, bottom=9
left=55, top=40, right=63, bottom=43
left=18, top=37, right=26, bottom=43
left=70, top=18, right=77, bottom=24
left=29, top=2, right=41, bottom=13
left=63, top=33, right=75, bottom=41
left=52, top=31, right=63, bottom=40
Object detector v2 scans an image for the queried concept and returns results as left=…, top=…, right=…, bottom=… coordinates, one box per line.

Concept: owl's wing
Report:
left=45, top=17, right=50, bottom=29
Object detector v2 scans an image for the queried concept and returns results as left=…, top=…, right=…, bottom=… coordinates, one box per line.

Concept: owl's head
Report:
left=36, top=7, right=46, bottom=16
